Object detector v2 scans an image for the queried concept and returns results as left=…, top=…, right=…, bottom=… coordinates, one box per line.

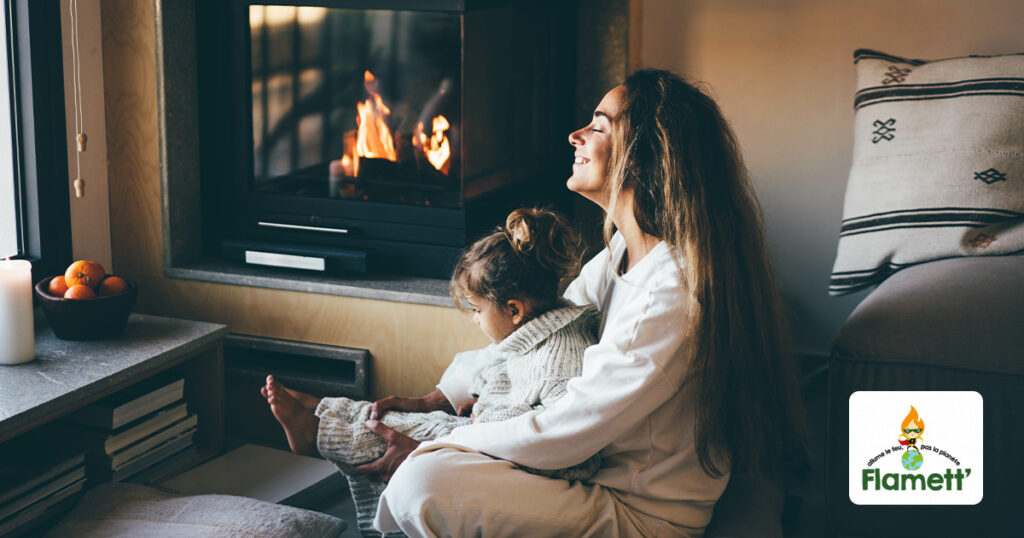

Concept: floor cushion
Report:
left=44, top=482, right=346, bottom=537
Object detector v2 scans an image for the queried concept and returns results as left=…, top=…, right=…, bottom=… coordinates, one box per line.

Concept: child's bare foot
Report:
left=266, top=379, right=319, bottom=456
left=261, top=375, right=321, bottom=411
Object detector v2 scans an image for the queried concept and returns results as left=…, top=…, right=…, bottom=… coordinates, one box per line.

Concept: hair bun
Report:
left=505, top=209, right=536, bottom=254
left=451, top=207, right=581, bottom=309
left=503, top=207, right=581, bottom=284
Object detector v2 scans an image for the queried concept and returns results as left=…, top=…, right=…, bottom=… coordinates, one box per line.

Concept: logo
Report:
left=898, top=405, right=924, bottom=470
left=849, top=391, right=983, bottom=505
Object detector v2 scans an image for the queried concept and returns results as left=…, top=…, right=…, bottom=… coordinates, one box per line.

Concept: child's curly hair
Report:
left=451, top=208, right=582, bottom=314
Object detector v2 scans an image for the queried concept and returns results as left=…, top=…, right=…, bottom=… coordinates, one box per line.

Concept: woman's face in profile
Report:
left=567, top=86, right=625, bottom=209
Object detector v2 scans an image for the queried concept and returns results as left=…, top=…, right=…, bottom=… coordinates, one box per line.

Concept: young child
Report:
left=263, top=208, right=599, bottom=536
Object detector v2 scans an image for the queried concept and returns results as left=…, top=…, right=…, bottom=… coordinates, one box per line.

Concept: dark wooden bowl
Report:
left=34, top=276, right=138, bottom=340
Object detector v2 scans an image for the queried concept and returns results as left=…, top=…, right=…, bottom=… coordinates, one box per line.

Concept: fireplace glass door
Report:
left=249, top=5, right=462, bottom=208
left=198, top=0, right=573, bottom=277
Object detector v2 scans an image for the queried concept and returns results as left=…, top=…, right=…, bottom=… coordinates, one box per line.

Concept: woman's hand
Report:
left=351, top=420, right=421, bottom=482
left=370, top=389, right=455, bottom=420
left=456, top=396, right=478, bottom=418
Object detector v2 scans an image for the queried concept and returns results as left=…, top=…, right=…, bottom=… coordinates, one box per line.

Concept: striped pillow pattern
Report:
left=830, top=49, right=1024, bottom=295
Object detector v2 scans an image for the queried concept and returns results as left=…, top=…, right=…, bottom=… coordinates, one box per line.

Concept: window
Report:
left=1, top=0, right=71, bottom=279
left=0, top=1, right=18, bottom=257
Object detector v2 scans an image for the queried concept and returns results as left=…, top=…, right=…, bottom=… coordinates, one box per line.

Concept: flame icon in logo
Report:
left=898, top=406, right=925, bottom=470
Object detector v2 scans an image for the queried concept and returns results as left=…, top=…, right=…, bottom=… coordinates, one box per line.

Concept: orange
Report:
left=48, top=276, right=69, bottom=297
left=98, top=276, right=129, bottom=296
left=65, top=260, right=106, bottom=289
left=64, top=284, right=96, bottom=299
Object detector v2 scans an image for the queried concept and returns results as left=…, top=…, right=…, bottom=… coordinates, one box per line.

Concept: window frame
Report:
left=0, top=0, right=20, bottom=259
left=5, top=0, right=71, bottom=282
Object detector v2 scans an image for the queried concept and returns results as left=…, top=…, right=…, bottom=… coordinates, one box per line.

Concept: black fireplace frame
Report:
left=194, top=0, right=576, bottom=278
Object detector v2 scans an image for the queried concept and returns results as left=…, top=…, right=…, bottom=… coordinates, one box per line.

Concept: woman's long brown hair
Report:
left=605, top=69, right=806, bottom=477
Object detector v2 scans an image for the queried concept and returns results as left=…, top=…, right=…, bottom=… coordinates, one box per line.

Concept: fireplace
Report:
left=196, top=1, right=575, bottom=278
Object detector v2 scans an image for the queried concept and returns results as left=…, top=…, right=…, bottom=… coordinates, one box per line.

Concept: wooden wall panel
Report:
left=101, top=0, right=161, bottom=277
left=100, top=0, right=489, bottom=398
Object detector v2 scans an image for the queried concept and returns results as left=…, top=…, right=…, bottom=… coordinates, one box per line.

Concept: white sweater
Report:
left=428, top=232, right=730, bottom=532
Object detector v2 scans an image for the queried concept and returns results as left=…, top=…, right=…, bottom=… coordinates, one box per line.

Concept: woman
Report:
left=341, top=69, right=802, bottom=536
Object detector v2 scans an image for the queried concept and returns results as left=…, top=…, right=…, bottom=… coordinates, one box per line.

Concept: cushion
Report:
left=829, top=49, right=1024, bottom=295
left=833, top=254, right=1024, bottom=373
left=827, top=255, right=1024, bottom=536
left=44, top=482, right=345, bottom=537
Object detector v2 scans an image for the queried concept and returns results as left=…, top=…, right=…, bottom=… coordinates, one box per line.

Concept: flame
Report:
left=901, top=406, right=925, bottom=432
left=355, top=71, right=397, bottom=162
left=415, top=115, right=451, bottom=175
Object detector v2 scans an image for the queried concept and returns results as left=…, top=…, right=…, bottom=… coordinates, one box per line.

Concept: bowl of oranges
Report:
left=34, top=260, right=138, bottom=341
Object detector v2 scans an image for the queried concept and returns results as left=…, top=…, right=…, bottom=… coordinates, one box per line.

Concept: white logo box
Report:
left=848, top=391, right=983, bottom=505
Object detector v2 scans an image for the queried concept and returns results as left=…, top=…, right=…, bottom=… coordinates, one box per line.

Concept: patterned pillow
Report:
left=829, top=49, right=1024, bottom=295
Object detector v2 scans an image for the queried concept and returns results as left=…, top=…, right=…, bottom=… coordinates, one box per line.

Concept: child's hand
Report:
left=370, top=389, right=455, bottom=420
left=370, top=396, right=424, bottom=420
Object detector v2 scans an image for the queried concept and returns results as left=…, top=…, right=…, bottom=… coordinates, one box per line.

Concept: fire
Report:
left=355, top=71, right=397, bottom=162
left=901, top=406, right=925, bottom=433
left=415, top=115, right=451, bottom=175
left=336, top=71, right=451, bottom=179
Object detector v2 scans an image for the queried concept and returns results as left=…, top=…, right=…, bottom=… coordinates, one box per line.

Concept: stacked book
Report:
left=0, top=430, right=86, bottom=536
left=59, top=373, right=199, bottom=485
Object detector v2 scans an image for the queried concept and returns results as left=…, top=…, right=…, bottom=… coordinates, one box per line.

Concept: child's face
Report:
left=467, top=295, right=519, bottom=343
left=903, top=420, right=923, bottom=439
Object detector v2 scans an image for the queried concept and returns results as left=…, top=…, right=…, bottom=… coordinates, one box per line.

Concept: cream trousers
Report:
left=374, top=444, right=688, bottom=538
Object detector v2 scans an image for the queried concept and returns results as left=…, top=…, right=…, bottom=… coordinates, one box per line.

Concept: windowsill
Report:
left=165, top=259, right=454, bottom=308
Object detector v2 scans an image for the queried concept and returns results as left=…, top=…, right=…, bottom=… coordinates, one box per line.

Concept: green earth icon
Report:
left=901, top=449, right=924, bottom=471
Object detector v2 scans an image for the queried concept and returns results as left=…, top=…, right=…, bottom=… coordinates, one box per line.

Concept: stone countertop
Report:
left=0, top=313, right=227, bottom=443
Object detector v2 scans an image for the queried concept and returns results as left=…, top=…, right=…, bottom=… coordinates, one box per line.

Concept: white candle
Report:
left=0, top=259, right=35, bottom=365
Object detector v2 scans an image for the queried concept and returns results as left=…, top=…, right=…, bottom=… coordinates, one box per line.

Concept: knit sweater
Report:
left=471, top=303, right=599, bottom=425
left=315, top=302, right=600, bottom=536
left=315, top=400, right=467, bottom=538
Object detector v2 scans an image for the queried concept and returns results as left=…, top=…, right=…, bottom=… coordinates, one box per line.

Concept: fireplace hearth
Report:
left=196, top=1, right=575, bottom=278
